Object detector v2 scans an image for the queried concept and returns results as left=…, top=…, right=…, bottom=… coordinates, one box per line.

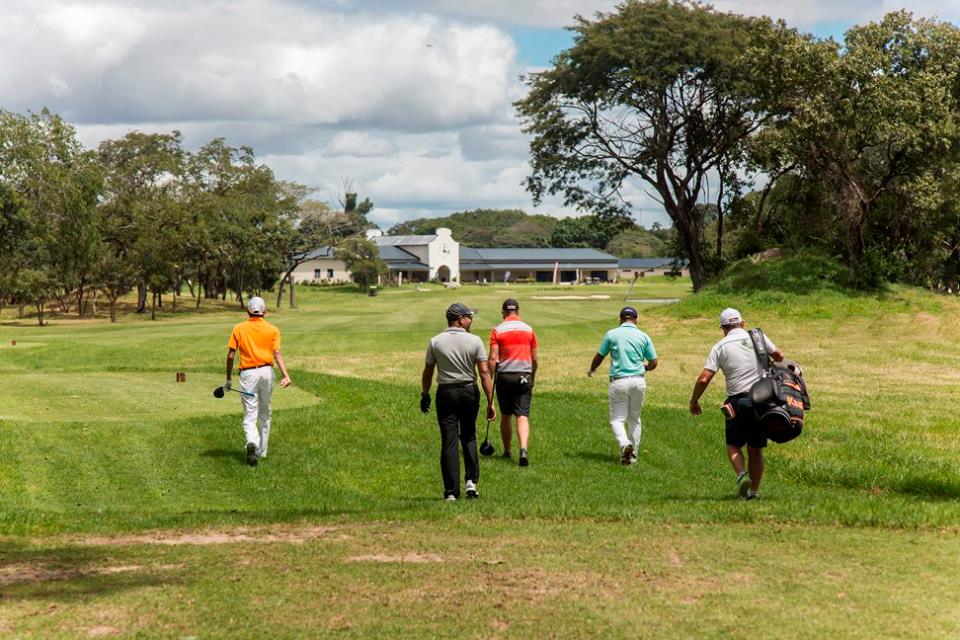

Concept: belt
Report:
left=240, top=363, right=272, bottom=372
left=610, top=374, right=645, bottom=382
left=437, top=380, right=477, bottom=390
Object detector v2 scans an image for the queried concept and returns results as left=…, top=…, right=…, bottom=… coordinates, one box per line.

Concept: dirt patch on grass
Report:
left=0, top=562, right=183, bottom=586
left=85, top=626, right=120, bottom=637
left=47, top=524, right=347, bottom=548
left=347, top=553, right=443, bottom=563
left=531, top=295, right=611, bottom=300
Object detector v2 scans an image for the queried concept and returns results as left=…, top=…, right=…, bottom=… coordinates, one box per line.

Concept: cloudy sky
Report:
left=2, top=0, right=958, bottom=229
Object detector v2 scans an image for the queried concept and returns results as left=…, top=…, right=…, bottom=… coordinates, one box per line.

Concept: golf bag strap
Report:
left=748, top=328, right=771, bottom=377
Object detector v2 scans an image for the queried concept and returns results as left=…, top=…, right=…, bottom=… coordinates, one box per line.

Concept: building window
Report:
left=327, top=268, right=334, bottom=278
left=314, top=269, right=322, bottom=280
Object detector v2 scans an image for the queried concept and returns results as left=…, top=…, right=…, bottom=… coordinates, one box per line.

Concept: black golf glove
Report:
left=420, top=392, right=431, bottom=413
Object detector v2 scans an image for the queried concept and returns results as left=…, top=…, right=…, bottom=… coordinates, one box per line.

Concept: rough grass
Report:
left=2, top=276, right=960, bottom=638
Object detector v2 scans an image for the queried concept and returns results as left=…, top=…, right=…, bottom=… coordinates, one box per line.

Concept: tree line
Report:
left=517, top=1, right=960, bottom=291
left=0, top=109, right=376, bottom=324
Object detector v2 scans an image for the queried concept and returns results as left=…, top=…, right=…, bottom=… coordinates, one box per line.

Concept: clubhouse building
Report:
left=292, top=228, right=679, bottom=285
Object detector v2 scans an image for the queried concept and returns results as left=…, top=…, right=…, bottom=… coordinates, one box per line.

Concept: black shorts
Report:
left=495, top=371, right=533, bottom=417
left=722, top=394, right=767, bottom=449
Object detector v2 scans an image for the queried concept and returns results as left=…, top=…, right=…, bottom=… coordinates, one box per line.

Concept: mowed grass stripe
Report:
left=1, top=370, right=958, bottom=533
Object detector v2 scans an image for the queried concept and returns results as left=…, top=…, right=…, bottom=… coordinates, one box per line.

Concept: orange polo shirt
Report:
left=228, top=317, right=280, bottom=369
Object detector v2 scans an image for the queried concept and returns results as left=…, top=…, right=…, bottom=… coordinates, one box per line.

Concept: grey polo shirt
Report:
left=425, top=327, right=487, bottom=384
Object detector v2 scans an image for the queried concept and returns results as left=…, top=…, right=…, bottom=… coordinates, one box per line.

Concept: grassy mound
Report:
left=665, top=250, right=945, bottom=323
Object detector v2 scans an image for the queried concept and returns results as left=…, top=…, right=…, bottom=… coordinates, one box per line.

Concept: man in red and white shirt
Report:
left=489, top=298, right=538, bottom=467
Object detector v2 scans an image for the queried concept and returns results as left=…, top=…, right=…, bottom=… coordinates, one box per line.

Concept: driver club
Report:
left=479, top=418, right=495, bottom=456
left=480, top=366, right=498, bottom=456
left=213, top=386, right=255, bottom=399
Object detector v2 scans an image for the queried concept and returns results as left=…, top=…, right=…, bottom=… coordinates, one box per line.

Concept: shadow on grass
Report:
left=0, top=545, right=179, bottom=603
left=199, top=448, right=246, bottom=465
left=569, top=450, right=618, bottom=465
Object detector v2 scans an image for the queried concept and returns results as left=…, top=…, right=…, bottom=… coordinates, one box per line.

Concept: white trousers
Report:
left=608, top=376, right=647, bottom=449
left=239, top=366, right=275, bottom=456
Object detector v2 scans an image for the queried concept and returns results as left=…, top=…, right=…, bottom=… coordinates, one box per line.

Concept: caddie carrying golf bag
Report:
left=747, top=328, right=811, bottom=444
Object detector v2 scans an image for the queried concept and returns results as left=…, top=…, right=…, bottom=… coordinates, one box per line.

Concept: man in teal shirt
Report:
left=588, top=306, right=659, bottom=464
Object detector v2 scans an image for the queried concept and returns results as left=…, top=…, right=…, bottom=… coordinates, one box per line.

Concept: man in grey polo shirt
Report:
left=588, top=306, right=659, bottom=465
left=421, top=303, right=496, bottom=501
left=689, top=308, right=785, bottom=500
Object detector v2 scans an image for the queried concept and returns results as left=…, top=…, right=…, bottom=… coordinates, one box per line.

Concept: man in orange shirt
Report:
left=225, top=296, right=292, bottom=466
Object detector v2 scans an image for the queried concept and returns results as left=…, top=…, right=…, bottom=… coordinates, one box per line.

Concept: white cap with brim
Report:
left=719, top=307, right=742, bottom=326
left=247, top=296, right=266, bottom=316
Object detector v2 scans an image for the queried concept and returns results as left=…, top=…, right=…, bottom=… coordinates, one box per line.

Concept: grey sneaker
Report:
left=620, top=444, right=634, bottom=466
left=746, top=491, right=759, bottom=501
left=444, top=494, right=457, bottom=501
left=465, top=480, right=479, bottom=499
left=246, top=442, right=258, bottom=467
left=736, top=471, right=750, bottom=499
left=519, top=448, right=529, bottom=467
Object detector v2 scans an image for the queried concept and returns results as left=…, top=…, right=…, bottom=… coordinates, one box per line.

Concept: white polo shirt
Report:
left=704, top=328, right=778, bottom=396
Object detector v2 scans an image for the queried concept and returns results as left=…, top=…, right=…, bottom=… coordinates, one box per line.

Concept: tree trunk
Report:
left=151, top=290, right=157, bottom=320
left=137, top=282, right=147, bottom=313
left=76, top=284, right=85, bottom=318
left=35, top=300, right=44, bottom=326
left=715, top=177, right=725, bottom=268
left=109, top=296, right=118, bottom=323
left=289, top=272, right=296, bottom=308
left=670, top=204, right=707, bottom=292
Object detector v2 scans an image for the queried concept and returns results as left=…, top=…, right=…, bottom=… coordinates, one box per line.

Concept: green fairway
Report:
left=2, top=278, right=960, bottom=638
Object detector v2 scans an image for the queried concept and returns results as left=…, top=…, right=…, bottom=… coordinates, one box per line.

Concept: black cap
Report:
left=619, top=306, right=638, bottom=319
left=502, top=298, right=519, bottom=312
left=446, top=303, right=474, bottom=322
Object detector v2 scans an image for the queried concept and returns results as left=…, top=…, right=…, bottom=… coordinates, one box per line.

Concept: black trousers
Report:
left=436, top=382, right=480, bottom=498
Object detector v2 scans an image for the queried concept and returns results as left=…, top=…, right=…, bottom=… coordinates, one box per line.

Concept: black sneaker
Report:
left=502, top=450, right=512, bottom=459
left=246, top=442, right=258, bottom=467
left=746, top=492, right=759, bottom=501
left=620, top=444, right=634, bottom=466
left=736, top=472, right=750, bottom=499
left=519, top=449, right=529, bottom=467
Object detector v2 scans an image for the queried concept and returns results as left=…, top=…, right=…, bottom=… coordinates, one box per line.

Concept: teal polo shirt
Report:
left=598, top=322, right=657, bottom=378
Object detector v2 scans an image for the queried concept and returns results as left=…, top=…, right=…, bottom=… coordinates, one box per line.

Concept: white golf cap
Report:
left=247, top=296, right=266, bottom=316
left=719, top=307, right=742, bottom=326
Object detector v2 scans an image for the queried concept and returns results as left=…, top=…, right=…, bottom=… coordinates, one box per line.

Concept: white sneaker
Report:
left=444, top=494, right=457, bottom=501
left=465, top=480, right=479, bottom=499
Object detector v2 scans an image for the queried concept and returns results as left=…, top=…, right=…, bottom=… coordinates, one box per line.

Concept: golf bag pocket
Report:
left=751, top=370, right=806, bottom=444
left=749, top=377, right=781, bottom=407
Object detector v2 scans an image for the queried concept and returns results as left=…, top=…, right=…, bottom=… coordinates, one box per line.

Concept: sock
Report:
left=748, top=490, right=759, bottom=497
left=736, top=470, right=748, bottom=482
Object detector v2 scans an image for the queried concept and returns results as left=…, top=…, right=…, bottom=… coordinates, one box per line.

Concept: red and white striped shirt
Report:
left=489, top=315, right=538, bottom=374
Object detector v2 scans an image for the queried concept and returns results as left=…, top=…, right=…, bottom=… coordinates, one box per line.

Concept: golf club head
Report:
left=479, top=439, right=495, bottom=456
left=213, top=386, right=225, bottom=398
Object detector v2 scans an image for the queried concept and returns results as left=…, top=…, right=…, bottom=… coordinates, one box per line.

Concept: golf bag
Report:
left=748, top=328, right=811, bottom=444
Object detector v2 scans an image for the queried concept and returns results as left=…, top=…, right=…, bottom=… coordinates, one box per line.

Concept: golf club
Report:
left=479, top=365, right=498, bottom=456
left=213, top=385, right=255, bottom=399
left=479, top=418, right=495, bottom=456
